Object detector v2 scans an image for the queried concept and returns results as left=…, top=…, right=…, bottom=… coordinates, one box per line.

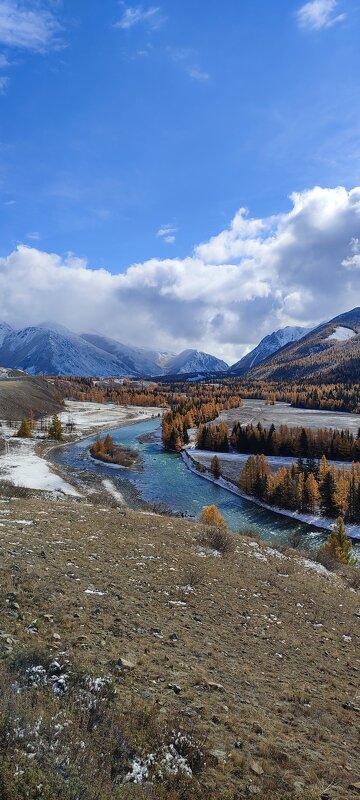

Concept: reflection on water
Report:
left=50, top=417, right=360, bottom=555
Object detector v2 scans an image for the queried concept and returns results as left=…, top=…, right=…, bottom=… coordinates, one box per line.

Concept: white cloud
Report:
left=0, top=0, right=61, bottom=53
left=167, top=47, right=209, bottom=83
left=0, top=73, right=8, bottom=91
left=157, top=224, right=177, bottom=243
left=188, top=67, right=209, bottom=82
left=1, top=186, right=360, bottom=363
left=297, top=0, right=346, bottom=30
left=115, top=4, right=163, bottom=31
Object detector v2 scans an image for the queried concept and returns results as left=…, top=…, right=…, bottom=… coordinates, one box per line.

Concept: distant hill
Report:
left=164, top=349, right=228, bottom=375
left=230, top=326, right=311, bottom=375
left=0, top=323, right=228, bottom=377
left=0, top=371, right=63, bottom=422
left=246, top=307, right=360, bottom=382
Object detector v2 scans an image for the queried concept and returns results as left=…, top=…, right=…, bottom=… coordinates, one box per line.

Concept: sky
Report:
left=1, top=0, right=360, bottom=364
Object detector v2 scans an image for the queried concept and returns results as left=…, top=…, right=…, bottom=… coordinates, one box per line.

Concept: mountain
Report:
left=0, top=324, right=227, bottom=377
left=80, top=332, right=174, bottom=376
left=163, top=349, right=228, bottom=375
left=246, top=307, right=360, bottom=382
left=0, top=323, right=12, bottom=347
left=230, top=326, right=312, bottom=375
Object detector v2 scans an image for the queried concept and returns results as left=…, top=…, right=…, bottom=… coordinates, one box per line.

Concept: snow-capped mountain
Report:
left=247, top=307, right=360, bottom=382
left=0, top=323, right=12, bottom=347
left=163, top=349, right=228, bottom=375
left=229, top=326, right=312, bottom=375
left=0, top=323, right=228, bottom=377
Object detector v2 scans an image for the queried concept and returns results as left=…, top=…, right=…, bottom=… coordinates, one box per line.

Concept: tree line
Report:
left=196, top=420, right=360, bottom=463
left=238, top=453, right=360, bottom=523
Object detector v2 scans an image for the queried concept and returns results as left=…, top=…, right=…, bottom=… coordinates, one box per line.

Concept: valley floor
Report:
left=0, top=402, right=161, bottom=496
left=0, top=492, right=359, bottom=799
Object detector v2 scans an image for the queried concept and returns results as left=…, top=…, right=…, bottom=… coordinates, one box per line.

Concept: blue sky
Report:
left=1, top=0, right=360, bottom=362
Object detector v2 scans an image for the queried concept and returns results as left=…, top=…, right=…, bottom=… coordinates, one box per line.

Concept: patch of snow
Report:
left=327, top=326, right=356, bottom=342
left=101, top=479, right=125, bottom=504
left=299, top=558, right=330, bottom=576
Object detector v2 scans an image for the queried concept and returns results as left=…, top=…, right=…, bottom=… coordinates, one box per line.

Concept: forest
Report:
left=54, top=375, right=360, bottom=415
left=239, top=453, right=360, bottom=523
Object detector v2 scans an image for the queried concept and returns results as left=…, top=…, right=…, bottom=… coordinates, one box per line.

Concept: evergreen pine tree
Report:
left=325, top=517, right=355, bottom=564
left=16, top=419, right=32, bottom=438
left=48, top=414, right=63, bottom=441
left=210, top=455, right=221, bottom=479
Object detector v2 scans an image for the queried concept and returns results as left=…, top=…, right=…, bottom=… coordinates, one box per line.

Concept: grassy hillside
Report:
left=0, top=373, right=63, bottom=422
left=0, top=490, right=359, bottom=799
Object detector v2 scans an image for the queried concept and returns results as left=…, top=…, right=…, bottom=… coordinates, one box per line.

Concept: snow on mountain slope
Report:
left=80, top=332, right=174, bottom=376
left=0, top=324, right=227, bottom=377
left=230, top=326, right=312, bottom=375
left=247, top=307, right=360, bottom=382
left=326, top=326, right=356, bottom=342
left=0, top=323, right=12, bottom=347
left=0, top=325, right=135, bottom=377
left=164, top=349, right=228, bottom=375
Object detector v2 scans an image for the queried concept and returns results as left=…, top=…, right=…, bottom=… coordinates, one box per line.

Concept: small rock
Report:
left=53, top=633, right=61, bottom=641
left=169, top=683, right=181, bottom=695
left=118, top=657, right=135, bottom=670
left=252, top=723, right=263, bottom=735
left=169, top=633, right=178, bottom=641
left=250, top=760, right=264, bottom=776
left=207, top=680, right=224, bottom=692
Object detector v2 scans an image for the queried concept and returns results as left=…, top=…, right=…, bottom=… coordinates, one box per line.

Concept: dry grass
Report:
left=0, top=493, right=359, bottom=799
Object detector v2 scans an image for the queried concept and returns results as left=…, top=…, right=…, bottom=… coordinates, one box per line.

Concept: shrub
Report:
left=199, top=505, right=226, bottom=528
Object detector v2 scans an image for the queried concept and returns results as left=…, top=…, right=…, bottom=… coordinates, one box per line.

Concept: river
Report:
left=49, top=415, right=349, bottom=551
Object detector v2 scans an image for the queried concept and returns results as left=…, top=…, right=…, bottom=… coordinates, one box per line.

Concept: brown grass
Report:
left=0, top=493, right=358, bottom=799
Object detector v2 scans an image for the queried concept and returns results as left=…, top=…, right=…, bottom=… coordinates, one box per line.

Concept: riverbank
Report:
left=0, top=402, right=162, bottom=498
left=182, top=449, right=360, bottom=541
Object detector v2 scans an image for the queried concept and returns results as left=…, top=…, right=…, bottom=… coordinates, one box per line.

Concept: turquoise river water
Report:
left=48, top=415, right=353, bottom=552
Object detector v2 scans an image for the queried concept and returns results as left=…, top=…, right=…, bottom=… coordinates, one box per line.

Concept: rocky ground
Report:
left=0, top=489, right=359, bottom=799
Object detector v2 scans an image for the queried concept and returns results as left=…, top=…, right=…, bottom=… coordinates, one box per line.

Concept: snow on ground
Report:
left=0, top=402, right=161, bottom=495
left=101, top=479, right=125, bottom=504
left=327, top=326, right=356, bottom=342
left=58, top=401, right=161, bottom=436
left=0, top=423, right=78, bottom=495
left=189, top=448, right=356, bottom=474
left=182, top=450, right=360, bottom=541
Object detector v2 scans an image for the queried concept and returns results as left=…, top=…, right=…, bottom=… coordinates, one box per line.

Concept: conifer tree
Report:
left=16, top=419, right=32, bottom=438
left=325, top=517, right=355, bottom=564
left=48, top=414, right=63, bottom=441
left=210, top=455, right=221, bottom=480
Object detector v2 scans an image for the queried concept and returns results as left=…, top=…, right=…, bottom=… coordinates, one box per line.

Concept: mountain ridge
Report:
left=245, top=307, right=360, bottom=381
left=0, top=323, right=228, bottom=378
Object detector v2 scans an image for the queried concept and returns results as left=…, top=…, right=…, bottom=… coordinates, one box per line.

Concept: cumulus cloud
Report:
left=297, top=0, right=346, bottom=30
left=1, top=186, right=360, bottom=363
left=0, top=0, right=62, bottom=52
